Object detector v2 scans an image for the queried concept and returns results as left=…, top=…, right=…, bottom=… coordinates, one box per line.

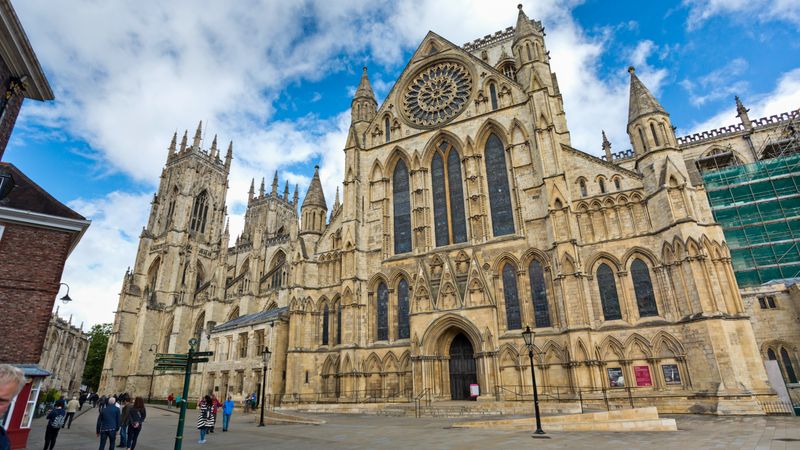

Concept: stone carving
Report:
left=403, top=61, right=472, bottom=127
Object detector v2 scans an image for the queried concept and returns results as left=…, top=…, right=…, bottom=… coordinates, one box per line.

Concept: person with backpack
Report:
left=222, top=395, right=234, bottom=431
left=196, top=395, right=213, bottom=444
left=124, top=397, right=146, bottom=450
left=43, top=399, right=67, bottom=450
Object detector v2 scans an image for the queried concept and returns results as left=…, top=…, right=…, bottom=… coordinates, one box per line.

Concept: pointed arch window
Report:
left=397, top=278, right=410, bottom=339
left=385, top=117, right=391, bottom=143
left=614, top=177, right=621, bottom=190
left=503, top=263, right=522, bottom=330
left=431, top=140, right=467, bottom=246
left=599, top=178, right=606, bottom=194
left=528, top=260, right=551, bottom=327
left=637, top=127, right=648, bottom=151
left=189, top=190, right=209, bottom=234
left=335, top=303, right=342, bottom=345
left=525, top=43, right=533, bottom=61
left=393, top=160, right=412, bottom=254
left=579, top=179, right=587, bottom=197
left=650, top=123, right=660, bottom=146
left=780, top=348, right=798, bottom=383
left=489, top=83, right=498, bottom=110
left=502, top=63, right=516, bottom=81
left=166, top=186, right=178, bottom=226
left=631, top=259, right=658, bottom=317
left=597, top=263, right=621, bottom=320
left=485, top=133, right=515, bottom=236
left=376, top=282, right=389, bottom=341
left=322, top=304, right=329, bottom=345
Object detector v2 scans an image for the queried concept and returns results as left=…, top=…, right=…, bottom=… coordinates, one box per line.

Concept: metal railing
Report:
left=280, top=388, right=412, bottom=406
left=494, top=384, right=654, bottom=412
left=414, top=388, right=431, bottom=418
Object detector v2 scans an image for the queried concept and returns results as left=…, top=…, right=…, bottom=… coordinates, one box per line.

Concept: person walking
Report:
left=65, top=395, right=80, bottom=429
left=96, top=396, right=120, bottom=450
left=196, top=396, right=213, bottom=444
left=124, top=397, right=146, bottom=450
left=222, top=396, right=234, bottom=431
left=118, top=396, right=130, bottom=448
left=43, top=399, right=67, bottom=450
left=210, top=394, right=219, bottom=433
left=79, top=392, right=87, bottom=410
left=167, top=393, right=174, bottom=409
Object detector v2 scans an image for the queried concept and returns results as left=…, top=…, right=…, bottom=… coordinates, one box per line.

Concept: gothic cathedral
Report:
left=101, top=5, right=775, bottom=414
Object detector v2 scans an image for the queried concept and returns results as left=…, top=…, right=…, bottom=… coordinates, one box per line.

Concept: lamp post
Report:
left=521, top=326, right=548, bottom=438
left=258, top=346, right=271, bottom=427
left=57, top=283, right=73, bottom=304
left=147, top=344, right=158, bottom=403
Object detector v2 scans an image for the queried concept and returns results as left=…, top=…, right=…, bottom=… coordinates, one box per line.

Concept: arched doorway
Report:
left=449, top=333, right=477, bottom=400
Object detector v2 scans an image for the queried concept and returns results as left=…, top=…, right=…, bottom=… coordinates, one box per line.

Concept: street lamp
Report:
left=258, top=346, right=271, bottom=427
left=521, top=326, right=548, bottom=438
left=148, top=344, right=158, bottom=403
left=57, top=283, right=72, bottom=304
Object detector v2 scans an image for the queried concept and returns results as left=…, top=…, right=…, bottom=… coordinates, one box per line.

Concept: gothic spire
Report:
left=259, top=177, right=266, bottom=197
left=210, top=134, right=218, bottom=158
left=271, top=171, right=279, bottom=195
left=225, top=141, right=233, bottom=170
left=293, top=184, right=299, bottom=205
left=302, top=165, right=327, bottom=210
left=168, top=131, right=177, bottom=157
left=627, top=66, right=667, bottom=125
left=248, top=178, right=255, bottom=202
left=333, top=186, right=340, bottom=210
left=284, top=180, right=289, bottom=199
left=736, top=95, right=752, bottom=129
left=192, top=120, right=203, bottom=149
left=602, top=130, right=612, bottom=162
left=513, top=4, right=540, bottom=44
left=354, top=66, right=376, bottom=101
left=180, top=130, right=188, bottom=152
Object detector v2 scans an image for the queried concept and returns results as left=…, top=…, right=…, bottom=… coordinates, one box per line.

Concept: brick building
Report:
left=0, top=0, right=90, bottom=447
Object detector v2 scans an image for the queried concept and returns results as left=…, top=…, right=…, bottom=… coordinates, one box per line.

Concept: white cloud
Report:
left=680, top=58, right=749, bottom=107
left=687, top=67, right=800, bottom=133
left=683, top=0, right=800, bottom=30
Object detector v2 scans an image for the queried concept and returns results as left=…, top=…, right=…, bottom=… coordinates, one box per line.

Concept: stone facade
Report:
left=38, top=310, right=91, bottom=395
left=102, top=6, right=787, bottom=414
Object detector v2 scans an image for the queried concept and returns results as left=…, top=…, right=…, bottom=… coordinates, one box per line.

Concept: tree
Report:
left=82, top=323, right=111, bottom=391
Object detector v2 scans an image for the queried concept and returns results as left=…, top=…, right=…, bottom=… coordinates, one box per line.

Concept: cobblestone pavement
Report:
left=25, top=406, right=800, bottom=450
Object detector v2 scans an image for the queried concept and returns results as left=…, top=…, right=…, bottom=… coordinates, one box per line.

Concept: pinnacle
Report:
left=302, top=165, right=327, bottom=209
left=513, top=3, right=540, bottom=43
left=627, top=67, right=667, bottom=125
left=354, top=66, right=376, bottom=101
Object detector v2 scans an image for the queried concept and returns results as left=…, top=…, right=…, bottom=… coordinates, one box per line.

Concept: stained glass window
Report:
left=631, top=259, right=658, bottom=317
left=485, top=134, right=514, bottom=236
left=597, top=263, right=621, bottom=320
left=503, top=264, right=522, bottom=330
left=385, top=117, right=391, bottom=143
left=335, top=304, right=342, bottom=345
left=432, top=140, right=467, bottom=246
left=377, top=282, right=389, bottom=341
left=489, top=83, right=498, bottom=110
left=397, top=279, right=410, bottom=339
left=579, top=179, right=587, bottom=197
left=393, top=160, right=412, bottom=254
left=189, top=190, right=209, bottom=233
left=528, top=260, right=551, bottom=327
left=781, top=348, right=798, bottom=383
left=322, top=304, right=329, bottom=345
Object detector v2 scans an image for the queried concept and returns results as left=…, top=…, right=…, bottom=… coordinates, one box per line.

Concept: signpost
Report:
left=154, top=338, right=213, bottom=450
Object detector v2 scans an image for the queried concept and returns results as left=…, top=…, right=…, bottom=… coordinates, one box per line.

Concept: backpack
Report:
left=50, top=412, right=66, bottom=428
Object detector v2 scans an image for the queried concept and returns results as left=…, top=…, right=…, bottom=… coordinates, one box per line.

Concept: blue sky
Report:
left=8, top=0, right=799, bottom=327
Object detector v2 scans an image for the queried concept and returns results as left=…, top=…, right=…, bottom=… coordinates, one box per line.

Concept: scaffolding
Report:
left=702, top=113, right=800, bottom=287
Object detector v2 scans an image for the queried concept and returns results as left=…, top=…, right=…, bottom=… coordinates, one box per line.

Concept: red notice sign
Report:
left=634, top=365, right=652, bottom=386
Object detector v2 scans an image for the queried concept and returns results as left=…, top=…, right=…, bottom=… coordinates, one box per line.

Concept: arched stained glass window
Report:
left=393, top=160, right=412, bottom=254
left=431, top=140, right=467, bottom=246
left=503, top=264, right=522, bottom=330
left=385, top=117, right=391, bottom=143
left=599, top=178, right=606, bottom=194
left=768, top=348, right=777, bottom=360
left=650, top=123, right=660, bottom=146
left=489, top=83, right=498, bottom=110
left=485, top=133, right=515, bottom=236
left=377, top=282, right=389, bottom=341
left=322, top=304, right=329, bottom=345
left=597, top=263, right=621, bottom=320
left=638, top=127, right=648, bottom=151
left=579, top=179, right=587, bottom=197
left=528, top=260, right=551, bottom=327
left=781, top=348, right=798, bottom=383
left=335, top=303, right=342, bottom=345
left=397, top=279, right=410, bottom=339
left=631, top=259, right=658, bottom=317
left=189, top=190, right=209, bottom=234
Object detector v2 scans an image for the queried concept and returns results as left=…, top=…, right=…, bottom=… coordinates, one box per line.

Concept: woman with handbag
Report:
left=124, top=397, right=146, bottom=450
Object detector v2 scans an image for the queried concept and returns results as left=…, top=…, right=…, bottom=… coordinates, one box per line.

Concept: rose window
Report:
left=403, top=62, right=472, bottom=127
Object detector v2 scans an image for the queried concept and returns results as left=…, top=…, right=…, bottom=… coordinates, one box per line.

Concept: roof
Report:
left=627, top=67, right=666, bottom=125
left=353, top=66, right=375, bottom=101
left=0, top=162, right=85, bottom=220
left=212, top=307, right=287, bottom=333
left=15, top=364, right=51, bottom=377
left=301, top=165, right=327, bottom=209
left=0, top=0, right=53, bottom=100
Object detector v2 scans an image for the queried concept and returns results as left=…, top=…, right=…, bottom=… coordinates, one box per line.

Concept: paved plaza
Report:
left=24, top=406, right=800, bottom=450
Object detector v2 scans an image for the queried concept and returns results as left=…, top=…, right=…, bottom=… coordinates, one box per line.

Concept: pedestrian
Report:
left=0, top=365, right=26, bottom=450
left=124, top=397, right=146, bottom=450
left=43, top=399, right=67, bottom=450
left=167, top=393, right=174, bottom=409
left=65, top=395, right=80, bottom=428
left=118, top=396, right=130, bottom=448
left=98, top=395, right=107, bottom=411
left=96, top=396, right=120, bottom=450
left=210, top=394, right=219, bottom=433
left=196, top=395, right=213, bottom=444
left=242, top=395, right=249, bottom=414
left=79, top=392, right=87, bottom=410
left=222, top=395, right=234, bottom=431
left=175, top=394, right=182, bottom=408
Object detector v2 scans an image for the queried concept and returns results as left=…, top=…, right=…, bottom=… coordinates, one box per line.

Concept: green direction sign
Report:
left=193, top=351, right=213, bottom=357
left=156, top=353, right=188, bottom=359
left=155, top=367, right=184, bottom=372
left=157, top=358, right=190, bottom=364
left=189, top=358, right=209, bottom=363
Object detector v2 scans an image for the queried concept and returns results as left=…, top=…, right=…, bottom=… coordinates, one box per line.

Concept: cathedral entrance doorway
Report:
left=449, top=333, right=477, bottom=401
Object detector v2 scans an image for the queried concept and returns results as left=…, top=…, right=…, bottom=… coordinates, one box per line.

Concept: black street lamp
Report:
left=521, top=326, right=548, bottom=438
left=58, top=283, right=72, bottom=304
left=148, top=344, right=158, bottom=403
left=258, top=346, right=271, bottom=427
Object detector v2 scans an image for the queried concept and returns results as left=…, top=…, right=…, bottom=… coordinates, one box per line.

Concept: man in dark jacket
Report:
left=96, top=396, right=120, bottom=450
